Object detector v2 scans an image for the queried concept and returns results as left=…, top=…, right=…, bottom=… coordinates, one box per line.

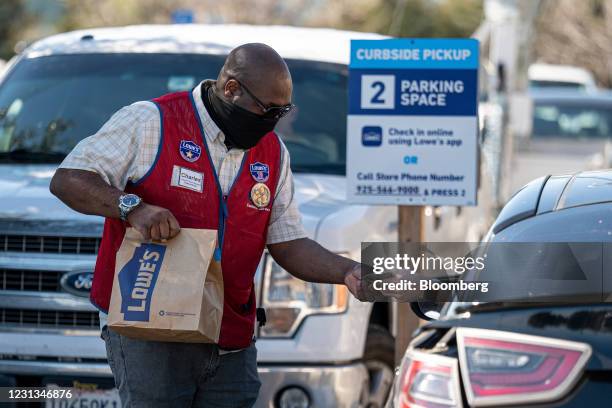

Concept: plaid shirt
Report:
left=59, top=81, right=307, bottom=244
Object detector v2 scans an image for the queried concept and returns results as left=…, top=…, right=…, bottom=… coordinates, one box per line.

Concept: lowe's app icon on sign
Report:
left=362, top=126, right=383, bottom=146
left=118, top=243, right=166, bottom=321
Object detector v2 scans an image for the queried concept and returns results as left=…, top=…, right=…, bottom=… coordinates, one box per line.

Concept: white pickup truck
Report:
left=0, top=24, right=495, bottom=408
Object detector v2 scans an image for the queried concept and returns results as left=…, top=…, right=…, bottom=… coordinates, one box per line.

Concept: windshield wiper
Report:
left=0, top=148, right=67, bottom=163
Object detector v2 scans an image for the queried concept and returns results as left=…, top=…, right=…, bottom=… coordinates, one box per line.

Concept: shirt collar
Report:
left=192, top=80, right=224, bottom=146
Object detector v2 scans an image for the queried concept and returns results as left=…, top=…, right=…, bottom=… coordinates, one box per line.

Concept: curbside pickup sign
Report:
left=346, top=38, right=479, bottom=205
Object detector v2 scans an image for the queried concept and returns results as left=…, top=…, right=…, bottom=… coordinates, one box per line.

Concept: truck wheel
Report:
left=363, top=324, right=395, bottom=408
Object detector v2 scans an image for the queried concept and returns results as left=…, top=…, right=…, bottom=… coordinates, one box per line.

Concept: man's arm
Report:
left=265, top=144, right=365, bottom=300
left=50, top=169, right=122, bottom=218
left=50, top=169, right=180, bottom=241
left=267, top=238, right=365, bottom=300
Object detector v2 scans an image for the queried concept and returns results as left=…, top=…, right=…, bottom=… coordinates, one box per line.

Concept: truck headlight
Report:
left=259, top=254, right=348, bottom=337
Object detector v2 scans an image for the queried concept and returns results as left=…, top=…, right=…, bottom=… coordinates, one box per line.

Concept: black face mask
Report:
left=204, top=84, right=279, bottom=150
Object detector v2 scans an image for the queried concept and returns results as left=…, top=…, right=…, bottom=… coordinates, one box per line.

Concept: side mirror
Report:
left=410, top=301, right=442, bottom=321
left=410, top=272, right=463, bottom=320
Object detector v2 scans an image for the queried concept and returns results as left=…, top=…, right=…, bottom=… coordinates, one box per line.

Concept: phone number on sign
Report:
left=355, top=185, right=466, bottom=197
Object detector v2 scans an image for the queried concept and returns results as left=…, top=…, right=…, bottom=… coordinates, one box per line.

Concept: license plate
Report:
left=45, top=384, right=121, bottom=408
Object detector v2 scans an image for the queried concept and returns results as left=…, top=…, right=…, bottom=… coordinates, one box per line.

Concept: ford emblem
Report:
left=60, top=270, right=94, bottom=297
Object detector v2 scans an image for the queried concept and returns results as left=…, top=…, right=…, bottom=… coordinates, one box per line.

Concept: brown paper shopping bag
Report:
left=108, top=228, right=223, bottom=343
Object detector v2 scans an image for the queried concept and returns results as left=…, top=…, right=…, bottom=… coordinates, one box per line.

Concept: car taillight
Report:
left=395, top=351, right=463, bottom=408
left=456, top=328, right=591, bottom=407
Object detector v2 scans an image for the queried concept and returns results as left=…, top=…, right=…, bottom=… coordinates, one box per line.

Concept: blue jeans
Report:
left=101, top=326, right=261, bottom=408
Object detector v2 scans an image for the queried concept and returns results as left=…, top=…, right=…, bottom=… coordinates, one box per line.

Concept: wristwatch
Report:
left=118, top=194, right=142, bottom=221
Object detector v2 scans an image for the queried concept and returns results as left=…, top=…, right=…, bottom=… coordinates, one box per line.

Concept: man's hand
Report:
left=127, top=203, right=181, bottom=241
left=344, top=264, right=367, bottom=301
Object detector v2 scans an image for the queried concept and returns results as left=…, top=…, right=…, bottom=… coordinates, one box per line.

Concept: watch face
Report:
left=122, top=195, right=139, bottom=206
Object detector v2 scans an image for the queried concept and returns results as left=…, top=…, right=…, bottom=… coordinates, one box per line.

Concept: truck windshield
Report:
left=0, top=53, right=348, bottom=174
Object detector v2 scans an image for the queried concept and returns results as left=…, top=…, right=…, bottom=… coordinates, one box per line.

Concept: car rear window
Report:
left=559, top=172, right=612, bottom=209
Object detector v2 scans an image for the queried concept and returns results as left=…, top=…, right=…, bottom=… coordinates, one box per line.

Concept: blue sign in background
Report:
left=349, top=68, right=478, bottom=116
left=172, top=9, right=194, bottom=24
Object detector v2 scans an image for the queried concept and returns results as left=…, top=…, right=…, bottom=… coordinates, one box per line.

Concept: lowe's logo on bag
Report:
left=118, top=243, right=166, bottom=321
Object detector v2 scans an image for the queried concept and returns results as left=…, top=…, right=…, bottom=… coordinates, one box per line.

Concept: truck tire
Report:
left=363, top=324, right=395, bottom=408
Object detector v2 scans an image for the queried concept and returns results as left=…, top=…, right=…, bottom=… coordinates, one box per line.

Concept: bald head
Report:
left=218, top=43, right=290, bottom=84
left=215, top=43, right=293, bottom=114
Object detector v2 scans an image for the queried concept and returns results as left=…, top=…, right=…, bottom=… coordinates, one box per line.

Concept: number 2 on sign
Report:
left=370, top=81, right=386, bottom=104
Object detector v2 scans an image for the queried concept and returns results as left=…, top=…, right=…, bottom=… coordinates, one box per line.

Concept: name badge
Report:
left=171, top=165, right=204, bottom=192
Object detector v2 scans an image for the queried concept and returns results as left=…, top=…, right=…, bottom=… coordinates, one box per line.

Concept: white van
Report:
left=528, top=63, right=598, bottom=92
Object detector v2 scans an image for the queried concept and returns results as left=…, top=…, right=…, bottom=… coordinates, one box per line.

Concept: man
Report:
left=50, top=43, right=364, bottom=407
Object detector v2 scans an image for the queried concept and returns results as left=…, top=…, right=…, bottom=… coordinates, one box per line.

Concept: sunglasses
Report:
left=232, top=78, right=295, bottom=120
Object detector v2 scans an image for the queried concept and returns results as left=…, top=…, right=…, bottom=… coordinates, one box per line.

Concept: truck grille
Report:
left=1, top=269, right=63, bottom=292
left=0, top=308, right=99, bottom=329
left=0, top=234, right=100, bottom=254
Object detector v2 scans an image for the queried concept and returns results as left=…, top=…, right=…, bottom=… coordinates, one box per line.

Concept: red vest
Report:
left=91, top=91, right=281, bottom=349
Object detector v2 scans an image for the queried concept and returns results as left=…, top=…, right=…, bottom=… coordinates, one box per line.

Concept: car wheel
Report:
left=363, top=324, right=395, bottom=408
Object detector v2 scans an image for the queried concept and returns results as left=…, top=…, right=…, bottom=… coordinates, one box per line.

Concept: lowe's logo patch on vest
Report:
left=118, top=243, right=166, bottom=321
left=249, top=162, right=269, bottom=182
left=179, top=140, right=201, bottom=162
